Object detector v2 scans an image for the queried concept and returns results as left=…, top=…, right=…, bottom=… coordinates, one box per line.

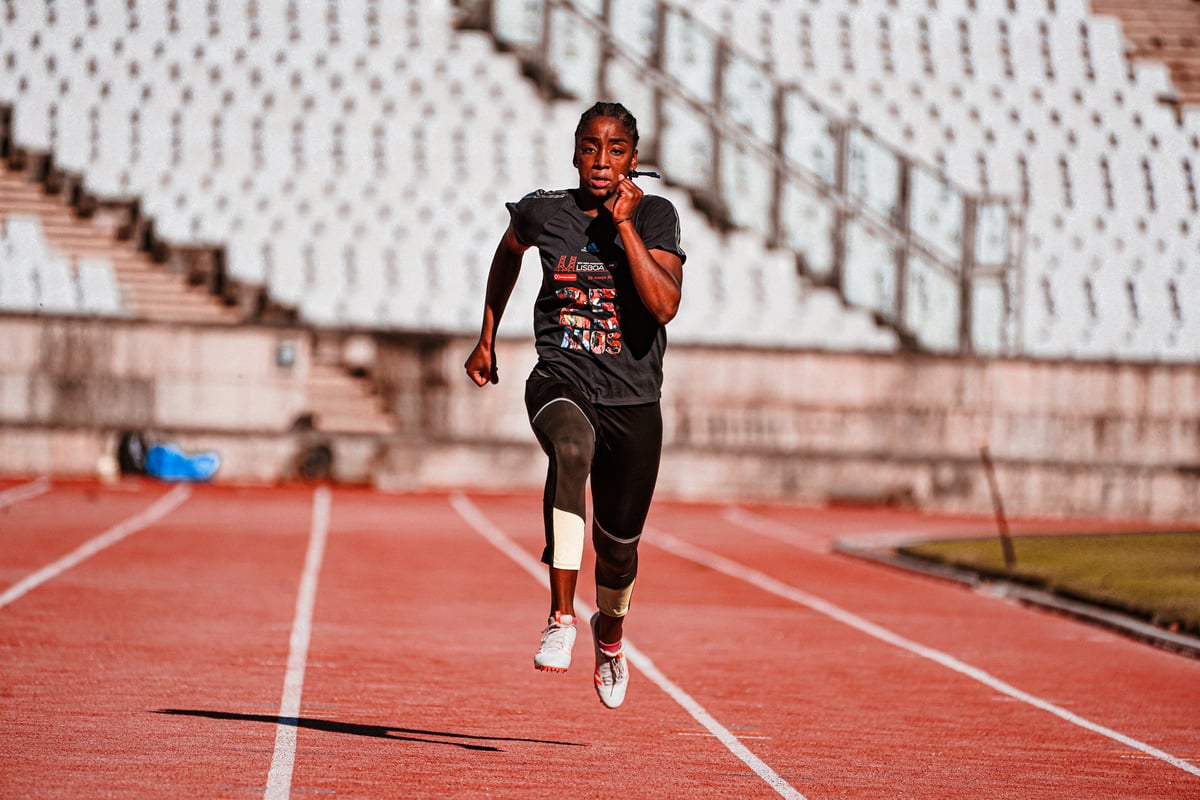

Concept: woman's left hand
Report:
left=610, top=173, right=643, bottom=224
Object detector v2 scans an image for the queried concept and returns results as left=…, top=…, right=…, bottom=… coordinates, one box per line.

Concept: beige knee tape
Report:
left=551, top=507, right=586, bottom=570
left=596, top=579, right=636, bottom=618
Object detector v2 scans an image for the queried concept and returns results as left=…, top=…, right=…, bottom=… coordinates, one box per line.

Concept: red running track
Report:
left=0, top=478, right=1197, bottom=799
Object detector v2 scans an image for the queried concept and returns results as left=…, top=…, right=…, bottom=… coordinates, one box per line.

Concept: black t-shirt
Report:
left=507, top=188, right=686, bottom=405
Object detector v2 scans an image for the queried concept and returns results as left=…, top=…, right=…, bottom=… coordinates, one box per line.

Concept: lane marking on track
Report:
left=650, top=530, right=1200, bottom=780
left=0, top=476, right=52, bottom=511
left=0, top=484, right=191, bottom=611
left=449, top=493, right=808, bottom=800
left=677, top=732, right=772, bottom=740
left=265, top=486, right=332, bottom=800
left=722, top=506, right=828, bottom=553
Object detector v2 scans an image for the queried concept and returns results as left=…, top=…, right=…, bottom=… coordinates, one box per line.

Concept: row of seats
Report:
left=220, top=174, right=897, bottom=351
left=509, top=0, right=1199, bottom=361
left=0, top=0, right=899, bottom=351
left=672, top=228, right=897, bottom=349
left=0, top=215, right=124, bottom=315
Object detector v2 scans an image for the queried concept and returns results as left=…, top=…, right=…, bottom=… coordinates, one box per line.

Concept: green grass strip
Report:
left=899, top=533, right=1200, bottom=636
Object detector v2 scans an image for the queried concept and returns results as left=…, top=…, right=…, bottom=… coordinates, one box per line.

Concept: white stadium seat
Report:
left=77, top=257, right=125, bottom=316
left=35, top=258, right=80, bottom=313
left=0, top=252, right=38, bottom=312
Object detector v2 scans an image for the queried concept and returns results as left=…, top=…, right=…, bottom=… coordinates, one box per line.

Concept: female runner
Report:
left=465, top=101, right=685, bottom=709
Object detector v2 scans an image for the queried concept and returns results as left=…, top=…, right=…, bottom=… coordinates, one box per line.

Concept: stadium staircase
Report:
left=0, top=160, right=235, bottom=324
left=303, top=360, right=395, bottom=436
left=0, top=152, right=397, bottom=438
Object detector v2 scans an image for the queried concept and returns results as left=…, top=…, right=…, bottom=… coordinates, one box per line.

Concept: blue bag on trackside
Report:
left=144, top=443, right=220, bottom=482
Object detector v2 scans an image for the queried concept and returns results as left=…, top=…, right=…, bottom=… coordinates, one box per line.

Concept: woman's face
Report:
left=573, top=116, right=638, bottom=201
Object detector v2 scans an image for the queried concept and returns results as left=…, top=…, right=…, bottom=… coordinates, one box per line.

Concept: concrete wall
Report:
left=0, top=316, right=351, bottom=482
left=0, top=315, right=313, bottom=431
left=2, top=315, right=1198, bottom=522
left=657, top=349, right=1200, bottom=518
left=381, top=337, right=1200, bottom=521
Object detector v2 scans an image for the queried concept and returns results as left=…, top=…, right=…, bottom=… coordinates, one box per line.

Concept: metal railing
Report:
left=467, top=0, right=1027, bottom=355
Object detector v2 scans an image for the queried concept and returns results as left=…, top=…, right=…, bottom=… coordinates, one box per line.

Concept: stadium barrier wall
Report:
left=0, top=316, right=310, bottom=431
left=1, top=317, right=1197, bottom=521
left=0, top=316, right=386, bottom=483
left=378, top=337, right=1200, bottom=522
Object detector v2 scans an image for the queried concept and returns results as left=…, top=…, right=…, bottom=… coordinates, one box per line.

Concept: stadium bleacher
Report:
left=0, top=0, right=1195, bottom=361
left=0, top=164, right=247, bottom=322
left=0, top=212, right=116, bottom=316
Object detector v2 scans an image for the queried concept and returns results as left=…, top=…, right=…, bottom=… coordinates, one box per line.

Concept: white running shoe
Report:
left=534, top=612, right=576, bottom=672
left=590, top=612, right=628, bottom=709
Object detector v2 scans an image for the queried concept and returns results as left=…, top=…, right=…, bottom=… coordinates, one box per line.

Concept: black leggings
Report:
left=525, top=374, right=663, bottom=615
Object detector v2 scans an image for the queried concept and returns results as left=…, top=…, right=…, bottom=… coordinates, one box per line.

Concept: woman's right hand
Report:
left=465, top=341, right=498, bottom=386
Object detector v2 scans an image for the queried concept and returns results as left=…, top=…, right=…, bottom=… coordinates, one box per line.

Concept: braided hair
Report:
left=575, top=101, right=639, bottom=149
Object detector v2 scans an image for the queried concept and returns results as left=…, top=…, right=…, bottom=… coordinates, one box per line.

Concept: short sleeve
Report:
left=637, top=195, right=687, bottom=264
left=506, top=190, right=558, bottom=247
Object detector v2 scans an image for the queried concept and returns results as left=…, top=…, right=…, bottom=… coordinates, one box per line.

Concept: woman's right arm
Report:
left=465, top=223, right=528, bottom=386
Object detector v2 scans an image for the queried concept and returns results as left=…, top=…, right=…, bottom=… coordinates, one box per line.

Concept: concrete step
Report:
left=305, top=363, right=397, bottom=435
left=1, top=163, right=240, bottom=324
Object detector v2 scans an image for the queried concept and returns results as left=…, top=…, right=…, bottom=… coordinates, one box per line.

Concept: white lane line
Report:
left=0, top=484, right=191, bottom=611
left=678, top=732, right=772, bottom=740
left=448, top=493, right=808, bottom=800
left=265, top=486, right=332, bottom=800
left=721, top=506, right=829, bottom=553
left=651, top=530, right=1200, bottom=780
left=0, top=476, right=51, bottom=510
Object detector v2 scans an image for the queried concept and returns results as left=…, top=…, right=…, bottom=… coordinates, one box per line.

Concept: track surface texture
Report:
left=1, top=478, right=1197, bottom=799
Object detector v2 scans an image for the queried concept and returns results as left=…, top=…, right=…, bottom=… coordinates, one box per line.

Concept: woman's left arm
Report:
left=611, top=175, right=683, bottom=325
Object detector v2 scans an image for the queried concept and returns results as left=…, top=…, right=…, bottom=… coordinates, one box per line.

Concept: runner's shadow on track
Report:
left=155, top=709, right=585, bottom=753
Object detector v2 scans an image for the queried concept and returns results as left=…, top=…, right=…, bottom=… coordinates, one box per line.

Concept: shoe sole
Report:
left=534, top=662, right=569, bottom=673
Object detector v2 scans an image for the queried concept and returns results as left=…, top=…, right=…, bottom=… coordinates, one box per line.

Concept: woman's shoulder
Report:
left=514, top=188, right=574, bottom=208
left=507, top=189, right=576, bottom=244
left=509, top=188, right=575, bottom=219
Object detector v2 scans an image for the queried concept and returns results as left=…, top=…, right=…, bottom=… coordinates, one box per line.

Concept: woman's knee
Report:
left=534, top=401, right=595, bottom=472
left=551, top=431, right=593, bottom=474
left=593, top=525, right=640, bottom=577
